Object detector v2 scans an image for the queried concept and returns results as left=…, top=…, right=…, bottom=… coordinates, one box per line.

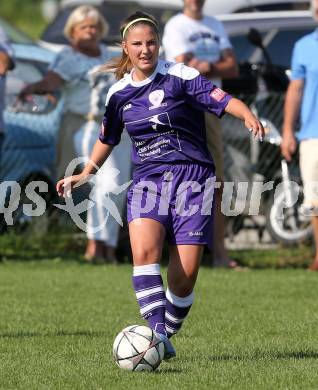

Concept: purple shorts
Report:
left=127, top=163, right=215, bottom=248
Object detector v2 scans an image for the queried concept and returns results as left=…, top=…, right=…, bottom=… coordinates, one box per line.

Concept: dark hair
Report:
left=101, top=11, right=159, bottom=80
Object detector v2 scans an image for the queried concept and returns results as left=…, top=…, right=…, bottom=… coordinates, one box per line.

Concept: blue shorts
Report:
left=127, top=163, right=215, bottom=248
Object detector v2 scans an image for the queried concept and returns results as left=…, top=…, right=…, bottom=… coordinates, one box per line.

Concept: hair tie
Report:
left=122, top=18, right=157, bottom=38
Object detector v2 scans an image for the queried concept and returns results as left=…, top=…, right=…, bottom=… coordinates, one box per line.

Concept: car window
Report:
left=41, top=2, right=179, bottom=45
left=265, top=28, right=313, bottom=67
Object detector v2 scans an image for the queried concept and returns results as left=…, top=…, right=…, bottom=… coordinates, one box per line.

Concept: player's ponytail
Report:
left=100, top=11, right=159, bottom=80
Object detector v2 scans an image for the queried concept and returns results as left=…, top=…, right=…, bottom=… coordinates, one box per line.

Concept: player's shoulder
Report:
left=105, top=76, right=130, bottom=106
left=163, top=61, right=200, bottom=80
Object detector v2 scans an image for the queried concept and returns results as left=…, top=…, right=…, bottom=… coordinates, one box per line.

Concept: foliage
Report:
left=1, top=0, right=47, bottom=39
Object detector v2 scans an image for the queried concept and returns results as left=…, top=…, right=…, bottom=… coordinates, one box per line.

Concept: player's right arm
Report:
left=56, top=140, right=114, bottom=197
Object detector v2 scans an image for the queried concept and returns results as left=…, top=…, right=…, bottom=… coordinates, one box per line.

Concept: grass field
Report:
left=1, top=260, right=318, bottom=389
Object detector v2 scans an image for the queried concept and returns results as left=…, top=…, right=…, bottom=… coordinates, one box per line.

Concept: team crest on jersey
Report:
left=210, top=88, right=227, bottom=102
left=148, top=90, right=167, bottom=110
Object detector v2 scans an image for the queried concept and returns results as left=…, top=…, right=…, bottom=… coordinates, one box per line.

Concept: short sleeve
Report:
left=49, top=48, right=83, bottom=82
left=183, top=69, right=231, bottom=117
left=99, top=94, right=124, bottom=146
left=291, top=41, right=305, bottom=80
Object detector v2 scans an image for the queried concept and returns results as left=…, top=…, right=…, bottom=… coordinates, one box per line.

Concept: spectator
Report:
left=281, top=0, right=318, bottom=271
left=162, top=0, right=239, bottom=267
left=0, top=26, right=14, bottom=163
left=19, top=5, right=131, bottom=263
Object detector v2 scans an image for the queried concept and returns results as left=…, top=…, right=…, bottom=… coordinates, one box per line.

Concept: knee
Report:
left=133, top=247, right=161, bottom=266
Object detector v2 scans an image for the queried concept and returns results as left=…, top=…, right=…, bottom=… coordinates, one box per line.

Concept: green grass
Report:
left=1, top=261, right=318, bottom=389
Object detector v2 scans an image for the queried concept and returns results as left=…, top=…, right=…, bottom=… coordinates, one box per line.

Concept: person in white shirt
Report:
left=163, top=0, right=239, bottom=268
left=20, top=5, right=131, bottom=263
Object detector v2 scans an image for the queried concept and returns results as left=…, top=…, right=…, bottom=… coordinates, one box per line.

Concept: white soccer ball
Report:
left=113, top=325, right=165, bottom=371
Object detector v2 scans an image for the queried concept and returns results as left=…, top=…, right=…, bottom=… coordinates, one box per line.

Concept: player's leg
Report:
left=129, top=218, right=167, bottom=335
left=165, top=244, right=203, bottom=338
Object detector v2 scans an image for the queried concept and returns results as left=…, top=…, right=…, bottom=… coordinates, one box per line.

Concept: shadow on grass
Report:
left=208, top=350, right=318, bottom=361
left=0, top=330, right=110, bottom=338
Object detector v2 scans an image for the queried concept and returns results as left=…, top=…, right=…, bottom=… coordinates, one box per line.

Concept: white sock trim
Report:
left=166, top=287, right=194, bottom=308
left=133, top=263, right=161, bottom=276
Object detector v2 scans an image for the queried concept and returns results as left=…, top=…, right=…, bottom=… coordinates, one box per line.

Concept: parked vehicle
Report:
left=204, top=0, right=309, bottom=15
left=220, top=10, right=316, bottom=68
left=221, top=27, right=312, bottom=245
left=39, top=0, right=311, bottom=51
left=1, top=42, right=62, bottom=231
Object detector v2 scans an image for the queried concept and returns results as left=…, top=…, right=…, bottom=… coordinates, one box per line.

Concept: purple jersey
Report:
left=99, top=60, right=231, bottom=178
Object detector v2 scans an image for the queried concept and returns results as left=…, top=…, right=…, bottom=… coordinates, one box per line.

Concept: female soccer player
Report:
left=56, top=11, right=264, bottom=359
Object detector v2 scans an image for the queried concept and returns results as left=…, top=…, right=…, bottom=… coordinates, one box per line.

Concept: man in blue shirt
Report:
left=0, top=26, right=14, bottom=163
left=281, top=0, right=318, bottom=270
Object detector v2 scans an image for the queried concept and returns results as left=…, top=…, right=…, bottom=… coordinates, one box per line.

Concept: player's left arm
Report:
left=225, top=97, right=264, bottom=140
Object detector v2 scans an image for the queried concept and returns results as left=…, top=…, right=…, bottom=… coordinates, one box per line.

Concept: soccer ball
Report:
left=113, top=325, right=165, bottom=371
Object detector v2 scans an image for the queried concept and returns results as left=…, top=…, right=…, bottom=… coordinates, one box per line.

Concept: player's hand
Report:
left=56, top=174, right=87, bottom=198
left=280, top=132, right=297, bottom=161
left=244, top=115, right=265, bottom=141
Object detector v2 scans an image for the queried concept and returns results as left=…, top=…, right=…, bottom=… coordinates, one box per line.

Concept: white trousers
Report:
left=74, top=120, right=132, bottom=246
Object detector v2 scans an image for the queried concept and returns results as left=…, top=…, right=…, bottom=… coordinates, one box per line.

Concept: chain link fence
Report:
left=1, top=87, right=311, bottom=251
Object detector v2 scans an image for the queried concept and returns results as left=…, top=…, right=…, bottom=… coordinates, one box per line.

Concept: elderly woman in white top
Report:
left=20, top=5, right=131, bottom=263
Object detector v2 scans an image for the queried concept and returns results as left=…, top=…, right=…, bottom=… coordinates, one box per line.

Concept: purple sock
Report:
left=165, top=288, right=194, bottom=338
left=132, top=264, right=166, bottom=335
